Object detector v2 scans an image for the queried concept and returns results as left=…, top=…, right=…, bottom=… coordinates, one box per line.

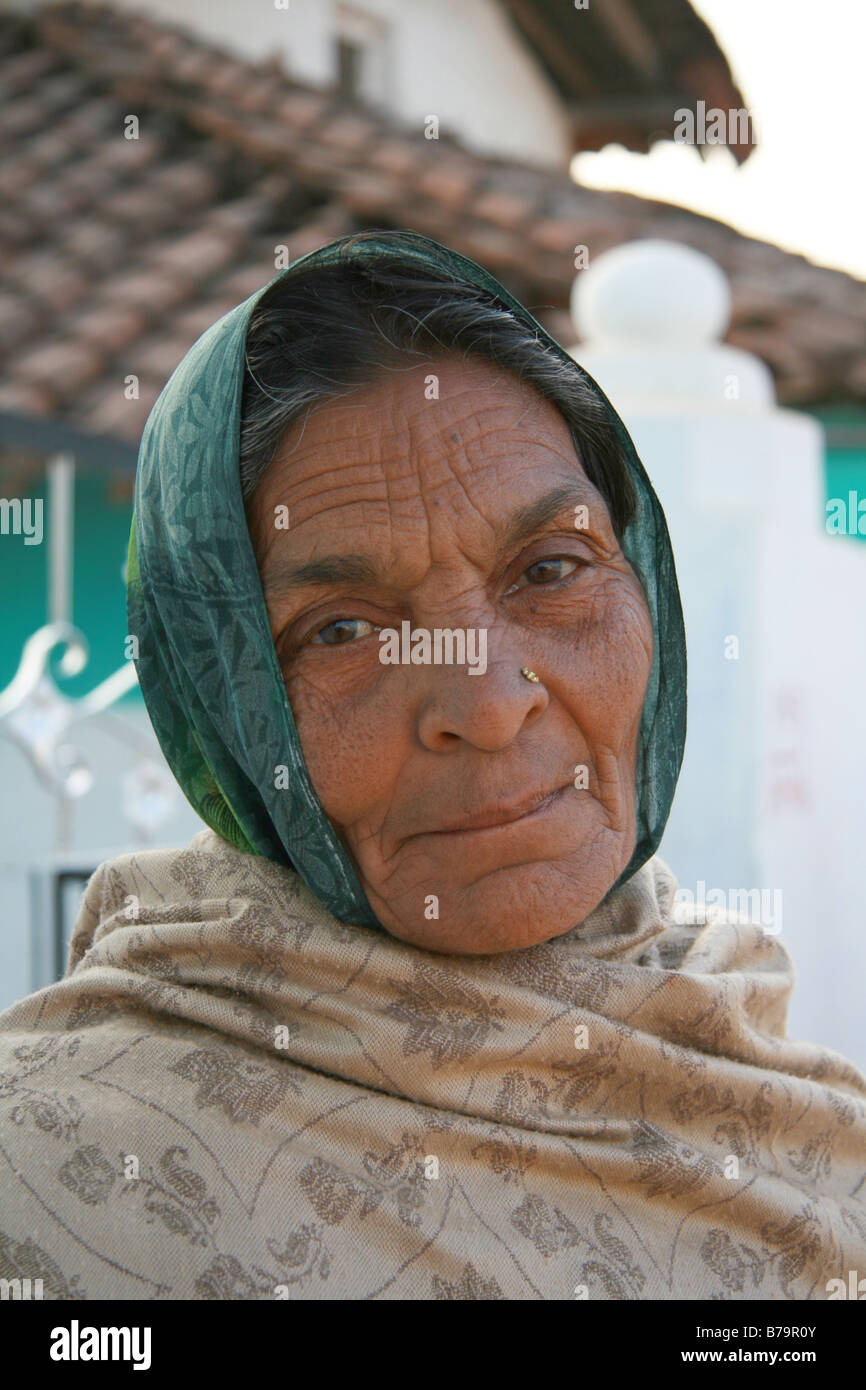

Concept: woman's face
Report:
left=248, top=355, right=653, bottom=953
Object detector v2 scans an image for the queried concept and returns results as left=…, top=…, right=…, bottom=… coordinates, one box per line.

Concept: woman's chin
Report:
left=370, top=854, right=622, bottom=955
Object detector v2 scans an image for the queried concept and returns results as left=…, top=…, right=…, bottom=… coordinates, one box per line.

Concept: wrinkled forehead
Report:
left=246, top=354, right=612, bottom=571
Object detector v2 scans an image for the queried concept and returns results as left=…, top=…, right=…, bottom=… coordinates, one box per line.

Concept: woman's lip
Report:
left=418, top=785, right=571, bottom=837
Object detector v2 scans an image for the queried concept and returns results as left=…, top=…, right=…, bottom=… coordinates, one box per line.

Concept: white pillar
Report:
left=567, top=239, right=866, bottom=1066
left=47, top=454, right=75, bottom=626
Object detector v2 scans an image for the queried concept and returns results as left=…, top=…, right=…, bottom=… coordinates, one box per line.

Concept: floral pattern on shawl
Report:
left=0, top=829, right=864, bottom=1301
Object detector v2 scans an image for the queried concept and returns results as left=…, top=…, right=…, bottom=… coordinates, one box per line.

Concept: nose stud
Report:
left=520, top=666, right=540, bottom=684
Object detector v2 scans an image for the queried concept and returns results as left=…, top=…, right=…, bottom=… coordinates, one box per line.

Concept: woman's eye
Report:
left=506, top=557, right=581, bottom=594
left=310, top=618, right=380, bottom=646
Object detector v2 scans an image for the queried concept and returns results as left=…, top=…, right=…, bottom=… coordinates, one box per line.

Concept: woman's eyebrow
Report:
left=260, top=482, right=605, bottom=597
left=494, top=480, right=603, bottom=553
left=260, top=553, right=378, bottom=597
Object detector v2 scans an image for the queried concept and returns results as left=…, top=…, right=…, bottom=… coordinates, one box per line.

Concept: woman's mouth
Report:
left=418, top=784, right=573, bottom=838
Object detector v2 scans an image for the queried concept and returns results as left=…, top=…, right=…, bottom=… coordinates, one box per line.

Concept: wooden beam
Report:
left=591, top=0, right=664, bottom=83
left=570, top=93, right=688, bottom=127
left=499, top=0, right=601, bottom=96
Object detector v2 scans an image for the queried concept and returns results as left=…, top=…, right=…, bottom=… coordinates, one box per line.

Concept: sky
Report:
left=571, top=0, right=866, bottom=281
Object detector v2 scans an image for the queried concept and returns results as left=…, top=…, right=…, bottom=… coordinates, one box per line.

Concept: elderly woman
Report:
left=0, top=231, right=864, bottom=1302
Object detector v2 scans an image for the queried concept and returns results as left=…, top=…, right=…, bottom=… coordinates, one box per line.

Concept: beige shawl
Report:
left=1, top=829, right=864, bottom=1301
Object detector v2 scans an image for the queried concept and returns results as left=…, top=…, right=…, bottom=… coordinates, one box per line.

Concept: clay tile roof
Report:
left=1, top=0, right=864, bottom=460
left=498, top=0, right=756, bottom=162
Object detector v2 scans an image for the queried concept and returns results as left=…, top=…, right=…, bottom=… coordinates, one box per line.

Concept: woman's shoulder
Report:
left=64, top=830, right=297, bottom=972
left=642, top=855, right=795, bottom=977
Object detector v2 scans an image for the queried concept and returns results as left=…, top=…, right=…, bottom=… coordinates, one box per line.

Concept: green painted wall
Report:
left=0, top=471, right=140, bottom=702
left=808, top=405, right=866, bottom=543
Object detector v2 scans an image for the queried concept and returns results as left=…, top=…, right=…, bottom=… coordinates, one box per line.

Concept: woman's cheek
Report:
left=286, top=665, right=397, bottom=826
left=541, top=572, right=644, bottom=668
left=283, top=667, right=347, bottom=807
left=583, top=579, right=653, bottom=696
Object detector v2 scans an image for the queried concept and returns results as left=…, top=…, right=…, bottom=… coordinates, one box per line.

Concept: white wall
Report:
left=571, top=240, right=866, bottom=1075
left=0, top=707, right=200, bottom=1011
left=102, top=0, right=572, bottom=166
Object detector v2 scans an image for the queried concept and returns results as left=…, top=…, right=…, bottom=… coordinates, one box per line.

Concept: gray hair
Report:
left=239, top=241, right=636, bottom=537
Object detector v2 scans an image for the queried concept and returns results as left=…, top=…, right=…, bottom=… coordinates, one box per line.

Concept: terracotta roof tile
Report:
left=75, top=379, right=161, bottom=440
left=318, top=113, right=379, bottom=154
left=57, top=155, right=121, bottom=201
left=206, top=194, right=279, bottom=237
left=340, top=172, right=406, bottom=217
left=18, top=126, right=78, bottom=170
left=96, top=132, right=163, bottom=173
left=217, top=118, right=297, bottom=167
left=56, top=219, right=129, bottom=270
left=148, top=228, right=240, bottom=281
left=728, top=328, right=813, bottom=379
left=127, top=335, right=199, bottom=381
left=171, top=47, right=219, bottom=85
left=203, top=55, right=259, bottom=101
left=0, top=47, right=57, bottom=91
left=1, top=0, right=864, bottom=454
left=399, top=206, right=461, bottom=244
left=843, top=359, right=866, bottom=395
left=172, top=299, right=246, bottom=341
left=0, top=219, right=37, bottom=257
left=368, top=139, right=420, bottom=179
left=529, top=218, right=584, bottom=255
left=235, top=77, right=288, bottom=117
left=0, top=380, right=57, bottom=417
left=288, top=212, right=355, bottom=260
left=456, top=225, right=524, bottom=274
left=98, top=270, right=192, bottom=316
left=0, top=294, right=43, bottom=353
left=414, top=160, right=481, bottom=210
left=5, top=254, right=90, bottom=312
left=472, top=189, right=535, bottom=231
left=796, top=315, right=866, bottom=355
left=0, top=99, right=58, bottom=139
left=30, top=71, right=87, bottom=107
left=275, top=89, right=333, bottom=129
left=12, top=340, right=104, bottom=398
left=101, top=185, right=184, bottom=236
left=75, top=304, right=148, bottom=354
left=57, top=96, right=121, bottom=139
left=217, top=263, right=279, bottom=303
left=0, top=163, right=39, bottom=200
left=19, top=182, right=84, bottom=224
left=146, top=161, right=221, bottom=207
left=145, top=30, right=187, bottom=64
left=291, top=141, right=367, bottom=183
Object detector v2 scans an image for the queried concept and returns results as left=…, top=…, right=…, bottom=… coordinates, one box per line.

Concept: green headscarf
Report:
left=127, top=230, right=686, bottom=928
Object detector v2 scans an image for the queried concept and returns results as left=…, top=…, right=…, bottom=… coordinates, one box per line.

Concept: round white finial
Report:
left=572, top=239, right=731, bottom=347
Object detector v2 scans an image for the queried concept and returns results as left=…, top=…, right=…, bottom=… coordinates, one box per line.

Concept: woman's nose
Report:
left=415, top=646, right=549, bottom=752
